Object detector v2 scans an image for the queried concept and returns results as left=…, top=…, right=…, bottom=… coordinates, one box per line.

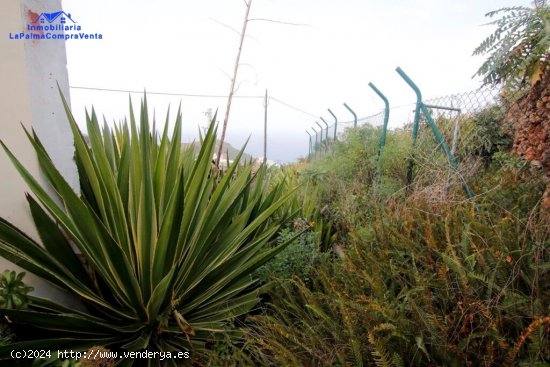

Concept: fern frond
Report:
left=506, top=316, right=550, bottom=365
left=368, top=329, right=393, bottom=367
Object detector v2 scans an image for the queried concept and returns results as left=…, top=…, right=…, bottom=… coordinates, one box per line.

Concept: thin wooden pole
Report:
left=216, top=0, right=253, bottom=167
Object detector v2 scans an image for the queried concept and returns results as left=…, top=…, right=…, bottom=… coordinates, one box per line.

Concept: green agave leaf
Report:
left=0, top=218, right=114, bottom=311
left=26, top=194, right=91, bottom=285
left=146, top=267, right=175, bottom=322
left=121, top=330, right=152, bottom=351
left=0, top=309, right=124, bottom=335
left=58, top=91, right=146, bottom=316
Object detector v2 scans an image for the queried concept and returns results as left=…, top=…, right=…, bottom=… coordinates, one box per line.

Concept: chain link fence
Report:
left=424, top=86, right=501, bottom=117
left=406, top=86, right=501, bottom=200
left=309, top=111, right=386, bottom=156
left=309, top=86, right=501, bottom=157
left=419, top=86, right=501, bottom=157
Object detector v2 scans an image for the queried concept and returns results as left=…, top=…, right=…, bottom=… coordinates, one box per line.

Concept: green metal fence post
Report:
left=343, top=103, right=357, bottom=128
left=320, top=117, right=329, bottom=145
left=311, top=127, right=318, bottom=140
left=368, top=82, right=390, bottom=184
left=420, top=105, right=475, bottom=198
left=396, top=67, right=422, bottom=193
left=306, top=130, right=312, bottom=158
left=328, top=109, right=338, bottom=141
left=396, top=67, right=474, bottom=199
left=312, top=127, right=320, bottom=155
left=419, top=105, right=455, bottom=166
left=315, top=122, right=324, bottom=146
left=368, top=82, right=390, bottom=155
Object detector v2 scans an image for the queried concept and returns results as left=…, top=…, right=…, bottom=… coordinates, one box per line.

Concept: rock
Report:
left=504, top=69, right=550, bottom=201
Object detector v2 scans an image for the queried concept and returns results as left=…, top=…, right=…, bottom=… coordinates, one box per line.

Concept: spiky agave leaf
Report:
left=0, top=92, right=294, bottom=364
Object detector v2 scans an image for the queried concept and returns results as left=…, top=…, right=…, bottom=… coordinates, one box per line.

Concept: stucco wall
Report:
left=23, top=0, right=80, bottom=193
left=0, top=0, right=79, bottom=301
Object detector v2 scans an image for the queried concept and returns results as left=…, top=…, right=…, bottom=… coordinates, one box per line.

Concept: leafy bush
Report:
left=473, top=0, right=550, bottom=88
left=306, top=126, right=380, bottom=184
left=244, top=189, right=549, bottom=366
left=453, top=106, right=512, bottom=164
left=273, top=165, right=335, bottom=253
left=0, top=94, right=294, bottom=364
left=255, top=219, right=320, bottom=282
left=472, top=151, right=547, bottom=216
left=378, top=128, right=412, bottom=190
left=301, top=126, right=387, bottom=245
left=0, top=271, right=33, bottom=310
left=244, top=102, right=549, bottom=366
left=202, top=332, right=254, bottom=367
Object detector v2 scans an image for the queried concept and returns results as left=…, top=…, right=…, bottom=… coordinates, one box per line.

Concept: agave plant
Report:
left=0, top=93, right=294, bottom=365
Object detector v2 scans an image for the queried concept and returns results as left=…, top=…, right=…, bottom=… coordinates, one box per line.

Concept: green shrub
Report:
left=301, top=126, right=380, bottom=245
left=247, top=55, right=548, bottom=365
left=377, top=128, right=412, bottom=198
left=256, top=219, right=320, bottom=282
left=0, top=271, right=33, bottom=310
left=455, top=106, right=512, bottom=164
left=243, top=158, right=549, bottom=366
left=473, top=1, right=550, bottom=88
left=306, top=126, right=380, bottom=184
left=202, top=332, right=255, bottom=367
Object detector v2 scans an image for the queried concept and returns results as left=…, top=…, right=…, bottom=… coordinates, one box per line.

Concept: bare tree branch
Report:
left=210, top=18, right=260, bottom=43
left=209, top=19, right=241, bottom=37
left=234, top=78, right=257, bottom=95
left=248, top=18, right=311, bottom=27
left=216, top=60, right=258, bottom=87
left=216, top=67, right=233, bottom=81
left=238, top=63, right=258, bottom=73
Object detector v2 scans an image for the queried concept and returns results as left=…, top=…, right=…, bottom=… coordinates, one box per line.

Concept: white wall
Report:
left=0, top=0, right=80, bottom=303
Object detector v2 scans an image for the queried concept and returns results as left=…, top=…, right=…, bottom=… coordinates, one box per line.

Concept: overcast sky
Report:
left=63, top=0, right=531, bottom=162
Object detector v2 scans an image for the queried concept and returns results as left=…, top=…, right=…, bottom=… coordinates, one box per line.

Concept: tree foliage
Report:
left=473, top=0, right=550, bottom=88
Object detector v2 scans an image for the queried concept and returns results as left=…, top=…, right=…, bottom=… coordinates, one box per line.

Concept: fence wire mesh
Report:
left=310, top=112, right=386, bottom=155
left=309, top=86, right=501, bottom=157
left=404, top=86, right=501, bottom=200
left=357, top=111, right=385, bottom=127
left=423, top=86, right=501, bottom=117
left=419, top=86, right=501, bottom=157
